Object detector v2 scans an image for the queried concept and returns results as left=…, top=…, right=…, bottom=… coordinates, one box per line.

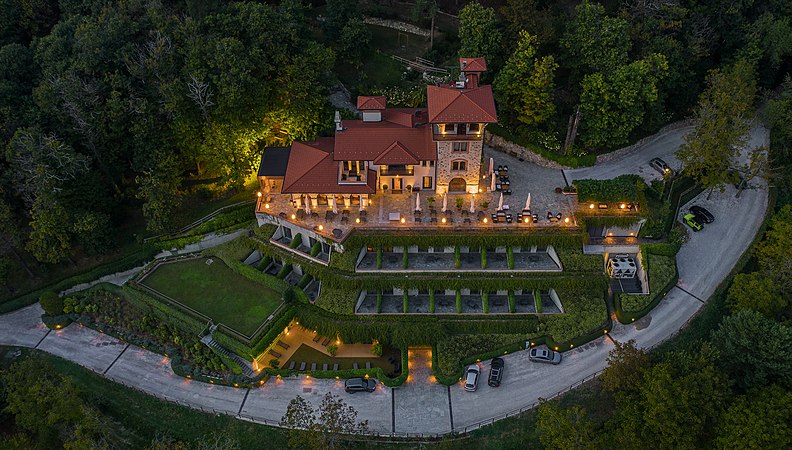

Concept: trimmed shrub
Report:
left=39, top=291, right=63, bottom=316
left=276, top=264, right=292, bottom=279
left=481, top=247, right=487, bottom=269
left=403, top=291, right=408, bottom=313
left=310, top=242, right=321, bottom=257
left=456, top=291, right=462, bottom=313
left=376, top=248, right=383, bottom=269
left=429, top=290, right=435, bottom=313
left=403, top=249, right=408, bottom=269
left=535, top=290, right=543, bottom=313
left=482, top=291, right=489, bottom=313
left=508, top=290, right=516, bottom=313
left=455, top=246, right=461, bottom=268
left=376, top=290, right=383, bottom=313
left=327, top=343, right=338, bottom=356
left=507, top=247, right=514, bottom=269
left=289, top=234, right=302, bottom=249
left=371, top=341, right=383, bottom=356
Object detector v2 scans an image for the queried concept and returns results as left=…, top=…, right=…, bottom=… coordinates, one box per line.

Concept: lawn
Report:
left=140, top=258, right=282, bottom=336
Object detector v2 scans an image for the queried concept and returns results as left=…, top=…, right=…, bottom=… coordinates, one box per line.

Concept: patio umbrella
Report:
left=331, top=196, right=338, bottom=214
left=304, top=195, right=311, bottom=214
left=488, top=157, right=494, bottom=175
left=442, top=193, right=448, bottom=212
left=359, top=195, right=365, bottom=212
left=415, top=192, right=421, bottom=212
left=525, top=193, right=531, bottom=212
left=498, top=192, right=504, bottom=211
left=490, top=172, right=496, bottom=191
left=470, top=194, right=475, bottom=213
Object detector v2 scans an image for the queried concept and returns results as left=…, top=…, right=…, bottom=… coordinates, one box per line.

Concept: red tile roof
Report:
left=282, top=138, right=376, bottom=194
left=334, top=109, right=434, bottom=162
left=426, top=85, right=498, bottom=123
left=373, top=141, right=420, bottom=165
left=357, top=95, right=387, bottom=110
left=460, top=57, right=487, bottom=72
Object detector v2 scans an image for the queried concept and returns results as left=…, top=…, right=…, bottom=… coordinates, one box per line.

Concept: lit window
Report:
left=453, top=142, right=468, bottom=152
left=451, top=160, right=467, bottom=171
left=423, top=176, right=432, bottom=188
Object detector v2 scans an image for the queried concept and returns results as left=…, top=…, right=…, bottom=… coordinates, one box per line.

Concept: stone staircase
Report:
left=201, top=331, right=257, bottom=378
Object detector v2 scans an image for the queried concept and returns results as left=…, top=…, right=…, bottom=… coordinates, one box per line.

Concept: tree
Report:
left=754, top=205, right=792, bottom=294
left=411, top=0, right=438, bottom=48
left=337, top=18, right=370, bottom=67
left=281, top=392, right=369, bottom=450
left=579, top=53, right=668, bottom=148
left=500, top=0, right=555, bottom=47
left=323, top=0, right=361, bottom=42
left=458, top=2, right=501, bottom=65
left=25, top=196, right=72, bottom=263
left=600, top=339, right=650, bottom=394
left=711, top=310, right=792, bottom=390
left=136, top=154, right=182, bottom=233
left=714, top=385, right=792, bottom=449
left=675, top=59, right=757, bottom=194
left=536, top=401, right=597, bottom=450
left=494, top=31, right=557, bottom=127
left=561, top=1, right=630, bottom=74
left=727, top=272, right=787, bottom=319
left=39, top=290, right=63, bottom=315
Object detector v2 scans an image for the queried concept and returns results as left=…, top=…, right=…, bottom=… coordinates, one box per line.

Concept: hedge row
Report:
left=573, top=174, right=645, bottom=203
left=0, top=245, right=158, bottom=314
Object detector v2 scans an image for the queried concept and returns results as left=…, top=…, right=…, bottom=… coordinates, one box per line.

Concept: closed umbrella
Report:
left=497, top=192, right=504, bottom=211
left=331, top=196, right=338, bottom=214
left=525, top=193, right=531, bottom=212
left=304, top=195, right=311, bottom=214
left=490, top=173, right=496, bottom=191
left=415, top=192, right=421, bottom=212
left=470, top=194, right=475, bottom=213
left=442, top=193, right=448, bottom=212
left=488, top=157, right=494, bottom=175
left=359, top=194, right=365, bottom=212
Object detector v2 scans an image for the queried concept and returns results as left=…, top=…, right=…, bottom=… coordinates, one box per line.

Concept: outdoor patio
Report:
left=256, top=148, right=578, bottom=242
left=356, top=247, right=561, bottom=272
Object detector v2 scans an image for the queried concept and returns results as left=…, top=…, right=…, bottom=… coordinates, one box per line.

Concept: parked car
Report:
left=464, top=365, right=481, bottom=392
left=528, top=348, right=562, bottom=365
left=683, top=213, right=703, bottom=231
left=649, top=157, right=673, bottom=176
left=689, top=205, right=714, bottom=224
left=344, top=378, right=376, bottom=393
left=488, top=357, right=505, bottom=387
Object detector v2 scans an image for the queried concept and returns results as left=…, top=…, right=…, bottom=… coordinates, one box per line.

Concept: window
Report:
left=430, top=160, right=435, bottom=167
left=444, top=123, right=457, bottom=134
left=468, top=123, right=481, bottom=134
left=421, top=160, right=435, bottom=167
left=453, top=142, right=468, bottom=152
left=423, top=176, right=433, bottom=188
left=421, top=161, right=426, bottom=167
left=451, top=160, right=467, bottom=171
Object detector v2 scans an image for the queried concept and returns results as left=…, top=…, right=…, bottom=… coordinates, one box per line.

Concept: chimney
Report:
left=357, top=95, right=387, bottom=122
left=334, top=111, right=342, bottom=131
left=460, top=57, right=486, bottom=89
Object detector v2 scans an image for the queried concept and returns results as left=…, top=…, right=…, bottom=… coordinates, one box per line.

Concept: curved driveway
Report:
left=0, top=126, right=770, bottom=437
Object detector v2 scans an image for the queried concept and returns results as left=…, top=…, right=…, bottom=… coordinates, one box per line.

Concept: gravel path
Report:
left=0, top=126, right=771, bottom=437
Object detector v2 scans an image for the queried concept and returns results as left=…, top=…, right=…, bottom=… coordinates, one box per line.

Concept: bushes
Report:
left=538, top=287, right=608, bottom=343
left=435, top=334, right=531, bottom=380
left=456, top=291, right=462, bottom=313
left=486, top=123, right=596, bottom=168
left=297, top=274, right=313, bottom=289
left=642, top=242, right=681, bottom=257
left=574, top=175, right=644, bottom=203
left=455, top=246, right=461, bottom=269
left=618, top=254, right=678, bottom=316
left=507, top=247, right=514, bottom=269
left=310, top=242, right=321, bottom=257
left=328, top=247, right=358, bottom=272
left=314, top=285, right=359, bottom=315
left=481, top=247, right=487, bottom=269
left=482, top=291, right=489, bottom=313
left=555, top=247, right=602, bottom=272
left=276, top=264, right=292, bottom=279
left=289, top=234, right=302, bottom=249
left=39, top=291, right=63, bottom=316
left=342, top=228, right=585, bottom=251
left=403, top=249, right=408, bottom=269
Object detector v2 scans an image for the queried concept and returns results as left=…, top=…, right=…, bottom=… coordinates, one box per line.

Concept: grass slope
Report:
left=141, top=258, right=281, bottom=336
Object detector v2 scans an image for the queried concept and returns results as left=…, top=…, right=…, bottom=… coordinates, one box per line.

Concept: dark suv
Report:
left=488, top=357, right=505, bottom=387
left=344, top=378, right=376, bottom=393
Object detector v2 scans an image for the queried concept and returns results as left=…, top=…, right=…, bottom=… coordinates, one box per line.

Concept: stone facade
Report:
left=435, top=140, right=483, bottom=194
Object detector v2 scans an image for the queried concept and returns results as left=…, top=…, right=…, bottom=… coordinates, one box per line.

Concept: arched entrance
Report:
left=448, top=177, right=467, bottom=192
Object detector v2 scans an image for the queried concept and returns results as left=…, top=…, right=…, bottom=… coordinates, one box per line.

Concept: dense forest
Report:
left=1, top=1, right=791, bottom=294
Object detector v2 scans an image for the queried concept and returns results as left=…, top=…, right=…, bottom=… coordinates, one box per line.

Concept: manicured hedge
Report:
left=574, top=175, right=644, bottom=203
left=0, top=245, right=158, bottom=314
left=555, top=247, right=602, bottom=272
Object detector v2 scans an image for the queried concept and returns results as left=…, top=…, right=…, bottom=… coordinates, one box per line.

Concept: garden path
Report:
left=0, top=125, right=770, bottom=437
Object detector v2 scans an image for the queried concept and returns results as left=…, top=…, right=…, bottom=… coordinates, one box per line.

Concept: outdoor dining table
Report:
left=388, top=212, right=401, bottom=221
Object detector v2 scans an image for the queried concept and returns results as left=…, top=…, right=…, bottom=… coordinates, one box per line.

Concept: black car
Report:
left=488, top=357, right=505, bottom=387
left=689, top=205, right=714, bottom=224
left=344, top=378, right=376, bottom=393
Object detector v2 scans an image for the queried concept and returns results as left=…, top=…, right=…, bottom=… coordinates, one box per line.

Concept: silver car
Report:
left=463, top=365, right=481, bottom=392
left=649, top=157, right=673, bottom=176
left=529, top=348, right=562, bottom=365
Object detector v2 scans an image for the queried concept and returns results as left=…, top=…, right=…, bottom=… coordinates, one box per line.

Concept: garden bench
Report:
left=268, top=349, right=282, bottom=358
left=313, top=335, right=321, bottom=343
left=321, top=338, right=330, bottom=346
left=353, top=363, right=359, bottom=370
left=299, top=362, right=306, bottom=371
left=322, top=364, right=328, bottom=371
left=288, top=361, right=295, bottom=370
left=276, top=341, right=290, bottom=349
left=311, top=363, right=316, bottom=371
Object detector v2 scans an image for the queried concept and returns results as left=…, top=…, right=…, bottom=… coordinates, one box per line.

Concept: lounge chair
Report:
left=313, top=335, right=321, bottom=343
left=321, top=338, right=330, bottom=346
left=276, top=341, right=290, bottom=349
left=299, top=362, right=306, bottom=371
left=268, top=349, right=282, bottom=358
left=311, top=363, right=316, bottom=371
left=288, top=361, right=295, bottom=370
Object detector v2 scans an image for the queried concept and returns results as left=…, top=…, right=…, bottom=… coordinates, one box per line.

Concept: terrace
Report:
left=256, top=146, right=579, bottom=242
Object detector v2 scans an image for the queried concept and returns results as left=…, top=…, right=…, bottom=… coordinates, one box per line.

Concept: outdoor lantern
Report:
left=265, top=203, right=270, bottom=209
left=318, top=224, right=324, bottom=231
left=589, top=203, right=594, bottom=209
left=620, top=203, right=626, bottom=209
left=257, top=192, right=262, bottom=197
left=441, top=217, right=447, bottom=223
left=356, top=218, right=360, bottom=223
left=564, top=217, right=570, bottom=223
left=400, top=217, right=406, bottom=223
left=290, top=213, right=296, bottom=220
left=483, top=217, right=488, bottom=223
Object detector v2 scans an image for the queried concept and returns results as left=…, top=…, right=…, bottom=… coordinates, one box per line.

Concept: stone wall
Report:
left=435, top=140, right=482, bottom=193
left=484, top=132, right=569, bottom=170
left=363, top=16, right=430, bottom=37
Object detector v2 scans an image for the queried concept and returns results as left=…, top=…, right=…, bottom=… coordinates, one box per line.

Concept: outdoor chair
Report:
left=506, top=214, right=513, bottom=223
left=556, top=212, right=563, bottom=221
left=360, top=210, right=368, bottom=217
left=311, top=363, right=316, bottom=371
left=464, top=217, right=471, bottom=224
left=341, top=216, right=349, bottom=223
left=491, top=214, right=499, bottom=223
left=276, top=341, right=290, bottom=350
left=296, top=210, right=306, bottom=220
left=288, top=361, right=296, bottom=370
left=496, top=183, right=502, bottom=191
left=325, top=211, right=335, bottom=221
left=505, top=189, right=512, bottom=195
left=310, top=212, right=318, bottom=218
left=532, top=214, right=539, bottom=223
left=415, top=217, right=422, bottom=223
left=279, top=212, right=287, bottom=219
left=360, top=217, right=367, bottom=223
left=414, top=210, right=421, bottom=216
left=299, top=362, right=306, bottom=371
left=497, top=165, right=503, bottom=172
left=430, top=217, right=438, bottom=223
left=268, top=349, right=282, bottom=358
left=322, top=338, right=330, bottom=346
left=313, top=335, right=321, bottom=343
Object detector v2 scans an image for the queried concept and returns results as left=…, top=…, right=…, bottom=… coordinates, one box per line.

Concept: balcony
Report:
left=338, top=163, right=368, bottom=184
left=379, top=165, right=414, bottom=176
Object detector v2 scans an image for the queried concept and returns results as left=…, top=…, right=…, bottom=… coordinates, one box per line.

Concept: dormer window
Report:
left=443, top=124, right=457, bottom=134
left=467, top=123, right=481, bottom=134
